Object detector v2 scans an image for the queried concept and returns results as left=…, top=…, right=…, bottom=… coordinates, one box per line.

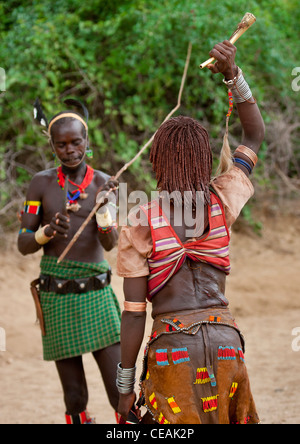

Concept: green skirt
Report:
left=39, top=256, right=121, bottom=361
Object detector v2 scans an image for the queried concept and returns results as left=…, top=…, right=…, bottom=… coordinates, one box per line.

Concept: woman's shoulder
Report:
left=211, top=166, right=254, bottom=227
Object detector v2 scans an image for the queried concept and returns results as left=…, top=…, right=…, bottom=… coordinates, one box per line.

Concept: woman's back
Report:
left=150, top=201, right=228, bottom=317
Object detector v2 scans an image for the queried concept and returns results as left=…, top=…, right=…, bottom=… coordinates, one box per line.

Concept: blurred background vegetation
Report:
left=0, top=0, right=299, bottom=234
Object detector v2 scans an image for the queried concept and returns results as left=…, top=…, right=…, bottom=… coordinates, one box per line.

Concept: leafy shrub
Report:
left=0, top=0, right=299, bottom=230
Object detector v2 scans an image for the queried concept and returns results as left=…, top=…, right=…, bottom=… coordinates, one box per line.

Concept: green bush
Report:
left=0, top=0, right=299, bottom=230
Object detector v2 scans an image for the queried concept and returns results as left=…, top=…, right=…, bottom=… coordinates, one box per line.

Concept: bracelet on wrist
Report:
left=223, top=67, right=253, bottom=103
left=116, top=363, right=136, bottom=395
left=96, top=207, right=113, bottom=227
left=223, top=66, right=242, bottom=87
left=97, top=221, right=118, bottom=234
left=35, top=225, right=53, bottom=245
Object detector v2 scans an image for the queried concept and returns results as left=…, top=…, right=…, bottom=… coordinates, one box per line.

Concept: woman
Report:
left=116, top=41, right=265, bottom=424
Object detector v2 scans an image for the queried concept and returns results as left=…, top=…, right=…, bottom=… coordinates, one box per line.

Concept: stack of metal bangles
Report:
left=223, top=66, right=258, bottom=174
left=116, top=363, right=136, bottom=395
left=223, top=66, right=253, bottom=103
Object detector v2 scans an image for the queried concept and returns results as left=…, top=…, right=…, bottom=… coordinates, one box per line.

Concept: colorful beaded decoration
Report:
left=57, top=165, right=94, bottom=211
left=167, top=396, right=181, bottom=414
left=194, top=368, right=211, bottom=385
left=23, top=201, right=41, bottom=215
left=201, top=395, right=219, bottom=413
left=19, top=228, right=34, bottom=234
left=97, top=222, right=118, bottom=234
left=227, top=90, right=234, bottom=118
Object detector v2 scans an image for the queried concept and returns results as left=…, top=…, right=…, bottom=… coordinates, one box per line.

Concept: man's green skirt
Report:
left=39, top=255, right=121, bottom=361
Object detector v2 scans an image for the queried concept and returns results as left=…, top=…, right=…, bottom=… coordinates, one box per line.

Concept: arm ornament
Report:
left=124, top=301, right=147, bottom=312
left=96, top=207, right=118, bottom=234
left=234, top=145, right=258, bottom=167
left=116, top=363, right=136, bottom=395
left=19, top=228, right=34, bottom=234
left=233, top=157, right=253, bottom=174
left=34, top=225, right=53, bottom=245
left=96, top=207, right=112, bottom=227
left=223, top=67, right=253, bottom=103
left=23, top=200, right=41, bottom=215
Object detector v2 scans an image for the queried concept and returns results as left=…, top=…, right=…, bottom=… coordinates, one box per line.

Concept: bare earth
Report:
left=1, top=210, right=300, bottom=424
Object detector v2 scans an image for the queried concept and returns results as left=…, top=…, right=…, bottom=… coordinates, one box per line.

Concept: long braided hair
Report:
left=150, top=116, right=212, bottom=206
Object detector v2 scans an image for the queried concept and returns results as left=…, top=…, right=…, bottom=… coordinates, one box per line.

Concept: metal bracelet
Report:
left=116, top=363, right=136, bottom=394
left=223, top=67, right=253, bottom=103
left=222, top=67, right=242, bottom=87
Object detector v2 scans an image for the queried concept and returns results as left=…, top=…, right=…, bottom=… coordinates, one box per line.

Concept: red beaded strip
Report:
left=97, top=222, right=118, bottom=234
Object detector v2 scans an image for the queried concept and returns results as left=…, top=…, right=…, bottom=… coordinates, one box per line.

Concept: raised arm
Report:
left=208, top=41, right=265, bottom=174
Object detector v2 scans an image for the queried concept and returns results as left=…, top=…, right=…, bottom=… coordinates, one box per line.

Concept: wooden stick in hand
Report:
left=199, top=12, right=256, bottom=69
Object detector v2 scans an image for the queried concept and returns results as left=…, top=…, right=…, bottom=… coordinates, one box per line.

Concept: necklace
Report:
left=57, top=165, right=94, bottom=212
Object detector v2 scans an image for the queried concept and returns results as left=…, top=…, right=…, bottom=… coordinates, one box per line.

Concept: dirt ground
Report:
left=1, top=207, right=300, bottom=424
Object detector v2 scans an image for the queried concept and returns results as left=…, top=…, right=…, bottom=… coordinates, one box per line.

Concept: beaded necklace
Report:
left=57, top=165, right=94, bottom=211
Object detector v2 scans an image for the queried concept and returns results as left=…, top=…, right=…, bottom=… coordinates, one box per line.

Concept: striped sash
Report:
left=140, top=192, right=231, bottom=301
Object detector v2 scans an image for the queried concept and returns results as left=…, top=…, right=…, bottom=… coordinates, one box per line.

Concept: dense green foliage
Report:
left=0, top=0, right=299, bottom=230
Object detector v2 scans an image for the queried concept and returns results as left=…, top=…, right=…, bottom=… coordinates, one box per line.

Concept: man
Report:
left=18, top=102, right=121, bottom=424
left=116, top=41, right=265, bottom=424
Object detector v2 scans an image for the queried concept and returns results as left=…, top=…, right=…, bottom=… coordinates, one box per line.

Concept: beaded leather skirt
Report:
left=139, top=307, right=259, bottom=424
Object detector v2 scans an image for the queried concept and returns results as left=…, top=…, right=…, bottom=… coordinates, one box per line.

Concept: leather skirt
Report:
left=139, top=307, right=259, bottom=424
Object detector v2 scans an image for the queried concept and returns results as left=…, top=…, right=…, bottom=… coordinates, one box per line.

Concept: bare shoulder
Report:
left=31, top=167, right=57, bottom=181
left=92, top=169, right=111, bottom=187
left=26, top=168, right=57, bottom=199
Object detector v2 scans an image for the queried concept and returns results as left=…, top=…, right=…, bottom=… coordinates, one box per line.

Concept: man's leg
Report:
left=55, top=355, right=89, bottom=421
left=92, top=342, right=120, bottom=412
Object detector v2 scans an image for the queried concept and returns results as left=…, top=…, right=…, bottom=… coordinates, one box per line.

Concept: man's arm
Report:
left=98, top=229, right=119, bottom=251
left=18, top=174, right=45, bottom=255
left=18, top=174, right=70, bottom=255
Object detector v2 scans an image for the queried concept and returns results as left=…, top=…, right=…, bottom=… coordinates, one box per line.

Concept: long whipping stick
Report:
left=57, top=42, right=192, bottom=264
